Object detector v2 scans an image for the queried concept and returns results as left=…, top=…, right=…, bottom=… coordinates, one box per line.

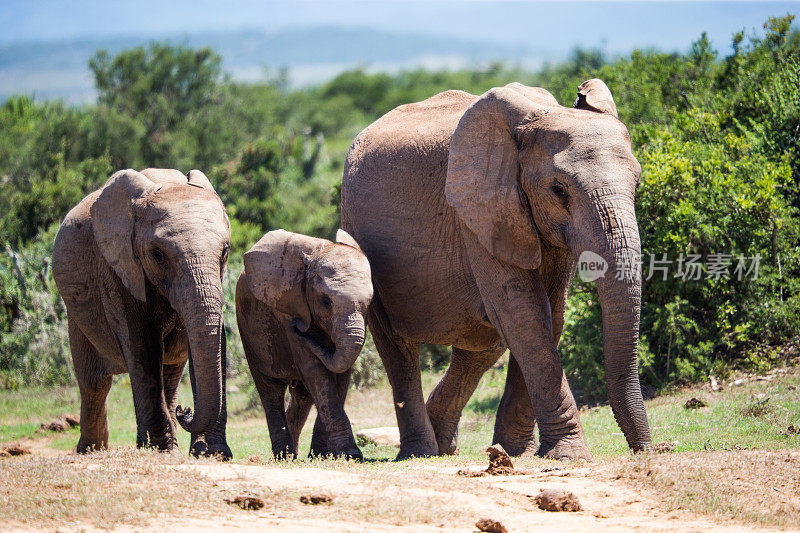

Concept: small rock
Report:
left=683, top=397, right=706, bottom=409
left=475, top=518, right=507, bottom=533
left=731, top=379, right=745, bottom=387
left=0, top=443, right=31, bottom=457
left=355, top=427, right=401, bottom=448
left=225, top=495, right=264, bottom=510
left=709, top=375, right=722, bottom=391
left=653, top=441, right=675, bottom=453
left=535, top=489, right=582, bottom=512
left=300, top=493, right=332, bottom=505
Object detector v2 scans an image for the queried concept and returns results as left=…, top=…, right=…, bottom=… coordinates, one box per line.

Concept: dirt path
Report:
left=43, top=459, right=781, bottom=532
left=2, top=443, right=795, bottom=532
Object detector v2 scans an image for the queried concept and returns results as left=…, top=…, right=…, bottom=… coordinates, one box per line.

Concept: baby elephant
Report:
left=236, top=229, right=373, bottom=459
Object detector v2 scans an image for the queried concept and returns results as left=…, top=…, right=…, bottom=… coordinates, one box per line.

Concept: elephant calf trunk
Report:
left=315, top=312, right=366, bottom=374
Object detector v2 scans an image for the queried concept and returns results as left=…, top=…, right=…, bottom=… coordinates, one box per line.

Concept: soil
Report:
left=2, top=449, right=787, bottom=532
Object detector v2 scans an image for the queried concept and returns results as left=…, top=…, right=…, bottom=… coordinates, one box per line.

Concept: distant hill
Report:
left=0, top=26, right=556, bottom=103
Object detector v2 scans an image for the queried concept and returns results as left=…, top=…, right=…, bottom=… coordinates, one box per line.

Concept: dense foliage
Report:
left=1, top=17, right=798, bottom=403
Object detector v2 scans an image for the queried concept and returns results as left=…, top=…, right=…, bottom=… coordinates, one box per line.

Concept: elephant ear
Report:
left=335, top=229, right=363, bottom=252
left=243, top=229, right=314, bottom=332
left=573, top=79, right=618, bottom=118
left=90, top=169, right=159, bottom=302
left=445, top=86, right=542, bottom=270
left=139, top=168, right=187, bottom=185
left=504, top=82, right=559, bottom=107
left=187, top=169, right=216, bottom=191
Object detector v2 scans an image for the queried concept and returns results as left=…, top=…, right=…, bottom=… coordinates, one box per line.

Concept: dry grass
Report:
left=619, top=449, right=800, bottom=529
left=0, top=448, right=231, bottom=528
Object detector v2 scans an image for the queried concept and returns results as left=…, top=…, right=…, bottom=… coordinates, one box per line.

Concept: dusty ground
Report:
left=1, top=363, right=798, bottom=531
left=1, top=444, right=797, bottom=532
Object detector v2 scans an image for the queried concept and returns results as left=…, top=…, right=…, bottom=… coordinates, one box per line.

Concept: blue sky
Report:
left=1, top=1, right=797, bottom=54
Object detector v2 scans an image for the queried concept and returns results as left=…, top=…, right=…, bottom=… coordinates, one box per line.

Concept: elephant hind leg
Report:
left=69, top=320, right=112, bottom=454
left=368, top=295, right=437, bottom=460
left=426, top=345, right=504, bottom=455
left=493, top=354, right=537, bottom=456
left=286, top=382, right=314, bottom=453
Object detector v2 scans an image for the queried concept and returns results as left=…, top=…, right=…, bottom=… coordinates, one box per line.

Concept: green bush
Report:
left=1, top=17, right=799, bottom=399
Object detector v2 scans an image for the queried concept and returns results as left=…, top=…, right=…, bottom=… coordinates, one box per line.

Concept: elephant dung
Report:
left=0, top=443, right=31, bottom=457
left=355, top=427, right=401, bottom=448
left=41, top=414, right=80, bottom=432
left=683, top=397, right=706, bottom=410
left=475, top=518, right=508, bottom=533
left=300, top=493, right=333, bottom=505
left=225, top=495, right=265, bottom=511
left=458, top=444, right=518, bottom=477
left=653, top=441, right=675, bottom=453
left=534, top=488, right=582, bottom=512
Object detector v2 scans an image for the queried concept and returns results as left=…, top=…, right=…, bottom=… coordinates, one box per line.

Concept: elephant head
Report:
left=444, top=80, right=651, bottom=451
left=243, top=229, right=373, bottom=374
left=90, top=168, right=230, bottom=435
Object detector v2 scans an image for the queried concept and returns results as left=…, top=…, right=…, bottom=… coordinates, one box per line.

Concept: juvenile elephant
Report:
left=341, top=80, right=652, bottom=460
left=236, top=229, right=373, bottom=459
left=53, top=168, right=232, bottom=459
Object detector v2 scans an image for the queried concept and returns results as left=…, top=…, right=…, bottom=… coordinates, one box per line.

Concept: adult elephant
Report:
left=53, top=168, right=232, bottom=459
left=341, top=80, right=652, bottom=460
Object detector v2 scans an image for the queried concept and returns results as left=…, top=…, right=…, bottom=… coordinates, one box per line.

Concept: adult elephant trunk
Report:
left=304, top=311, right=366, bottom=374
left=592, top=220, right=652, bottom=452
left=173, top=267, right=224, bottom=435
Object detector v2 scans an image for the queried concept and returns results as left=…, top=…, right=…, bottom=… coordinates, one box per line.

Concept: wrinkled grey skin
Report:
left=53, top=168, right=232, bottom=459
left=236, top=229, right=373, bottom=460
left=341, top=79, right=652, bottom=460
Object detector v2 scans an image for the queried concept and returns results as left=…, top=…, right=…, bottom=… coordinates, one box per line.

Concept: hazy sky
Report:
left=1, top=1, right=797, bottom=53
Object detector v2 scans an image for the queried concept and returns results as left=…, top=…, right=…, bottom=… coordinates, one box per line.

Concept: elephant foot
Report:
left=309, top=443, right=363, bottom=461
left=136, top=430, right=177, bottom=453
left=190, top=437, right=233, bottom=461
left=495, top=433, right=537, bottom=457
left=334, top=447, right=363, bottom=461
left=429, top=416, right=460, bottom=456
left=395, top=434, right=439, bottom=460
left=76, top=436, right=107, bottom=454
left=271, top=444, right=298, bottom=461
left=537, top=436, right=592, bottom=462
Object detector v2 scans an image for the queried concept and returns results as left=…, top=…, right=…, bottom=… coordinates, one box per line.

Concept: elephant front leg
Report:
left=127, top=338, right=175, bottom=452
left=426, top=345, right=504, bottom=455
left=493, top=354, right=537, bottom=456
left=465, top=239, right=590, bottom=461
left=190, top=330, right=232, bottom=460
left=249, top=365, right=296, bottom=460
left=297, top=359, right=361, bottom=460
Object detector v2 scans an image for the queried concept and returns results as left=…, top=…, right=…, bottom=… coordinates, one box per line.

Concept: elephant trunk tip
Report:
left=175, top=405, right=198, bottom=433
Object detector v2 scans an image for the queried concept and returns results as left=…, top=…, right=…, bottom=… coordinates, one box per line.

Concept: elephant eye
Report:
left=319, top=294, right=332, bottom=309
left=551, top=181, right=568, bottom=200
left=150, top=247, right=166, bottom=265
